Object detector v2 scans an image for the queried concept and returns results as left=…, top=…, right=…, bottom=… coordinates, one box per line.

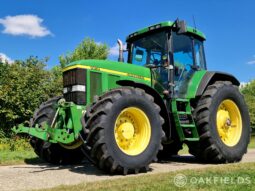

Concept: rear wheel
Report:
left=82, top=87, right=164, bottom=174
left=30, top=97, right=84, bottom=164
left=188, top=81, right=250, bottom=163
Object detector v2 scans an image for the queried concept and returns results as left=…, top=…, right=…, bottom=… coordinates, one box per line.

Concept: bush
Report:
left=0, top=56, right=62, bottom=137
left=0, top=136, right=32, bottom=151
left=241, top=80, right=255, bottom=129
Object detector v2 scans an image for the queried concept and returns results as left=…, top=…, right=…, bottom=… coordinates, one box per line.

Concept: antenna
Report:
left=192, top=15, right=197, bottom=31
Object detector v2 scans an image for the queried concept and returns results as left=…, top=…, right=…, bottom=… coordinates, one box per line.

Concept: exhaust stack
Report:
left=117, top=39, right=124, bottom=62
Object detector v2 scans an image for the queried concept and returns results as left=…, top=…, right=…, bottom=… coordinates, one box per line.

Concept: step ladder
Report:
left=171, top=98, right=199, bottom=141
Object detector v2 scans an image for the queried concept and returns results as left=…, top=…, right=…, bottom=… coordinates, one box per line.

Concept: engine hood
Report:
left=63, top=59, right=151, bottom=81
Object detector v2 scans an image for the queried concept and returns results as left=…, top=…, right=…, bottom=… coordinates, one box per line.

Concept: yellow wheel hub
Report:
left=117, top=122, right=135, bottom=140
left=216, top=99, right=242, bottom=147
left=114, top=107, right=151, bottom=156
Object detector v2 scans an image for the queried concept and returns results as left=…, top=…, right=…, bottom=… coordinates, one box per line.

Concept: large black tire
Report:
left=30, top=97, right=84, bottom=165
left=81, top=87, right=164, bottom=174
left=188, top=81, right=250, bottom=163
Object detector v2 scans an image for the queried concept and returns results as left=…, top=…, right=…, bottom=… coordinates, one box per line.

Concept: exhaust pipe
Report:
left=117, top=39, right=124, bottom=62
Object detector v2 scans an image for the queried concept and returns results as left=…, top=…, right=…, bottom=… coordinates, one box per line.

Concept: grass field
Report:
left=0, top=136, right=254, bottom=165
left=249, top=135, right=255, bottom=148
left=38, top=162, right=255, bottom=191
left=0, top=137, right=41, bottom=165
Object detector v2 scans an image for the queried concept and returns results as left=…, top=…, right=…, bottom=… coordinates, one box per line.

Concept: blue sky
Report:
left=0, top=0, right=254, bottom=82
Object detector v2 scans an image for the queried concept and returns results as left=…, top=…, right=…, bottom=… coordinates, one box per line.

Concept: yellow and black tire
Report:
left=82, top=87, right=164, bottom=174
left=30, top=96, right=84, bottom=165
left=188, top=81, right=251, bottom=163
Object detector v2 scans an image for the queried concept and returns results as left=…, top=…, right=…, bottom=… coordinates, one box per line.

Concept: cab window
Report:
left=172, top=32, right=194, bottom=93
left=194, top=39, right=206, bottom=69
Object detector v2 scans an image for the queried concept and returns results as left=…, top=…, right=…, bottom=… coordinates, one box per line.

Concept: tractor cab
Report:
left=126, top=20, right=207, bottom=97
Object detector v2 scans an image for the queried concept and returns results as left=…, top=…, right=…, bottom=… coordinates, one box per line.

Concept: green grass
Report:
left=249, top=135, right=255, bottom=148
left=0, top=150, right=39, bottom=165
left=0, top=137, right=41, bottom=165
left=179, top=144, right=189, bottom=155
left=37, top=162, right=255, bottom=191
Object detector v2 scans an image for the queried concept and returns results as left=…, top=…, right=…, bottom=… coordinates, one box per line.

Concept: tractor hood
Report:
left=63, top=59, right=151, bottom=82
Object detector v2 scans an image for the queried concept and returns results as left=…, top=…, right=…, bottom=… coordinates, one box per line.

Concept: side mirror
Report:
left=135, top=50, right=144, bottom=62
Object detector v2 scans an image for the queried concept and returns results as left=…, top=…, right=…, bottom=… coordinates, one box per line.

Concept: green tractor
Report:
left=13, top=20, right=251, bottom=174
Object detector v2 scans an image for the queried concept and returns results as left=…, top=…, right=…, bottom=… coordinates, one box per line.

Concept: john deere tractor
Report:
left=13, top=20, right=251, bottom=174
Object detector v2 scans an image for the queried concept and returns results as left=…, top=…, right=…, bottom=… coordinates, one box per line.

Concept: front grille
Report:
left=63, top=68, right=86, bottom=105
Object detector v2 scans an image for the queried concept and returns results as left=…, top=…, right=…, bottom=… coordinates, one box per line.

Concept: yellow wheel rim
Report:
left=114, top=107, right=151, bottom=156
left=217, top=99, right=242, bottom=147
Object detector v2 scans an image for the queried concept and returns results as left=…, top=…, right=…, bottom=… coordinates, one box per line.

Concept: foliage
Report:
left=0, top=137, right=32, bottom=151
left=0, top=56, right=63, bottom=136
left=241, top=80, right=255, bottom=129
left=0, top=137, right=40, bottom=165
left=59, top=38, right=109, bottom=67
left=0, top=150, right=38, bottom=165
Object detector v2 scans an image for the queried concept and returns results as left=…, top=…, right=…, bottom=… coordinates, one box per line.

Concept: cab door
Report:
left=172, top=32, right=206, bottom=98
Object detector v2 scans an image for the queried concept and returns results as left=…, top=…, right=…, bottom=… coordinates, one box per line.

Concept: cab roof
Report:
left=126, top=21, right=206, bottom=42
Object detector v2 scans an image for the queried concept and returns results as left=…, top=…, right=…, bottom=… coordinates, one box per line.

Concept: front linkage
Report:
left=12, top=99, right=85, bottom=145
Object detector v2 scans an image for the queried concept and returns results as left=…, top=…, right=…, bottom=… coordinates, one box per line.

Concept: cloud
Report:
left=95, top=41, right=102, bottom=45
left=0, top=15, right=52, bottom=38
left=247, top=60, right=255, bottom=65
left=0, top=53, right=14, bottom=64
left=109, top=43, right=127, bottom=56
left=109, top=44, right=119, bottom=56
left=247, top=55, right=255, bottom=65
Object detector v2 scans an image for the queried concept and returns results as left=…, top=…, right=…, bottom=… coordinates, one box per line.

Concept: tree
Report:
left=241, top=80, right=255, bottom=130
left=0, top=56, right=62, bottom=136
left=59, top=38, right=109, bottom=67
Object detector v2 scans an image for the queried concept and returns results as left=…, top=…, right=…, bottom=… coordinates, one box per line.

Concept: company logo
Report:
left=174, top=174, right=187, bottom=187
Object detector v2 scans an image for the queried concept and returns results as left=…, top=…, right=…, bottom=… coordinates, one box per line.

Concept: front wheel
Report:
left=82, top=87, right=164, bottom=174
left=188, top=81, right=251, bottom=163
left=30, top=97, right=84, bottom=164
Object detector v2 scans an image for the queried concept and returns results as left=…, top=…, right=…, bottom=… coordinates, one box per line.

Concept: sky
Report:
left=0, top=0, right=254, bottom=82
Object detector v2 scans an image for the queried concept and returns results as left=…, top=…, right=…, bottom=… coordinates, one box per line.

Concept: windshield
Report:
left=129, top=31, right=168, bottom=66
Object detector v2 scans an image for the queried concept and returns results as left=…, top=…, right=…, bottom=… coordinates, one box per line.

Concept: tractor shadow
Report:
left=159, top=154, right=200, bottom=164
left=158, top=154, right=219, bottom=166
left=14, top=155, right=213, bottom=176
left=15, top=158, right=108, bottom=176
left=24, top=157, right=45, bottom=164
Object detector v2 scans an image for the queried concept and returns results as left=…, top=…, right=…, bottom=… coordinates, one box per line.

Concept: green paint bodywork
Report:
left=66, top=59, right=151, bottom=82
left=185, top=70, right=207, bottom=98
left=126, top=21, right=206, bottom=41
left=13, top=101, right=85, bottom=144
left=65, top=59, right=152, bottom=104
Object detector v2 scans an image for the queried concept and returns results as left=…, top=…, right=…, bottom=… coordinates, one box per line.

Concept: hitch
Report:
left=12, top=100, right=85, bottom=144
